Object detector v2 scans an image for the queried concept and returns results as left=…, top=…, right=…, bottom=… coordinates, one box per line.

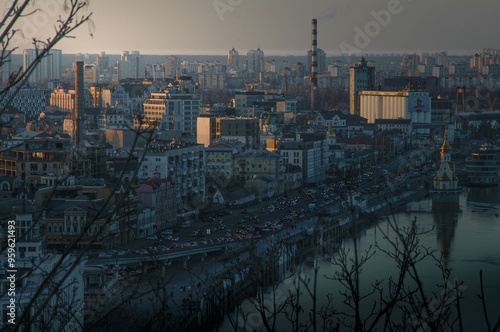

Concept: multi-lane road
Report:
left=90, top=149, right=435, bottom=267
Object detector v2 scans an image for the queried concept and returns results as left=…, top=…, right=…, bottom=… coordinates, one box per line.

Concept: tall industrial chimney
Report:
left=311, top=19, right=318, bottom=111
left=74, top=61, right=84, bottom=149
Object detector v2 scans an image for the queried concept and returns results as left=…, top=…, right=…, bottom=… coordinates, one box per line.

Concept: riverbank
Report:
left=95, top=178, right=432, bottom=331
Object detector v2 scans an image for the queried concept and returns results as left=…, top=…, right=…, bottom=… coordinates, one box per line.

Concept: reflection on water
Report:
left=219, top=192, right=500, bottom=331
left=467, top=186, right=500, bottom=205
left=432, top=194, right=460, bottom=263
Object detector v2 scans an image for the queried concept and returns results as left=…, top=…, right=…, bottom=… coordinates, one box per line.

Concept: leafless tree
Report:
left=0, top=0, right=92, bottom=115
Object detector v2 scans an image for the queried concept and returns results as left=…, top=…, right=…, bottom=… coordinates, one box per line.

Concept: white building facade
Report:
left=142, top=87, right=201, bottom=133
left=23, top=49, right=62, bottom=83
left=359, top=90, right=431, bottom=124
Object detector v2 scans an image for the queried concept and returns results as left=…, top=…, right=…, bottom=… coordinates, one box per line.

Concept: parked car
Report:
left=162, top=230, right=173, bottom=235
left=147, top=235, right=158, bottom=240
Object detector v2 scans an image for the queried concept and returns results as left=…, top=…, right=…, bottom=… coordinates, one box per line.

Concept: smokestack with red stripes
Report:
left=311, top=19, right=318, bottom=111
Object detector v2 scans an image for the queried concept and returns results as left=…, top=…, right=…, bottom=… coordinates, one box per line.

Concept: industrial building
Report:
left=359, top=89, right=431, bottom=124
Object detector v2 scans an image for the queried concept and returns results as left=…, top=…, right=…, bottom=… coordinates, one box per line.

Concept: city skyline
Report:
left=12, top=0, right=500, bottom=56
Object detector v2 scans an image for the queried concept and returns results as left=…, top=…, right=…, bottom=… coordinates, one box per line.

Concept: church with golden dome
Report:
left=433, top=129, right=459, bottom=191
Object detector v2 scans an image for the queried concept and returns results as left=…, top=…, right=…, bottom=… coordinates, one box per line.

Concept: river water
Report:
left=218, top=188, right=500, bottom=331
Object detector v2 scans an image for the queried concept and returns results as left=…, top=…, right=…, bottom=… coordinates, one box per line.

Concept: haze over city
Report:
left=3, top=0, right=500, bottom=331
left=15, top=0, right=500, bottom=56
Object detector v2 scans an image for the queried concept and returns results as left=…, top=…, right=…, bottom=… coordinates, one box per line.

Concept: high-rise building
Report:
left=23, top=49, right=62, bottom=83
left=437, top=52, right=447, bottom=67
left=307, top=48, right=326, bottom=73
left=96, top=51, right=109, bottom=68
left=198, top=72, right=225, bottom=89
left=130, top=51, right=144, bottom=78
left=165, top=56, right=179, bottom=78
left=400, top=54, right=418, bottom=71
left=228, top=48, right=239, bottom=70
left=291, top=62, right=305, bottom=77
left=350, top=57, right=375, bottom=115
left=49, top=49, right=62, bottom=80
left=246, top=48, right=264, bottom=73
left=432, top=65, right=444, bottom=78
left=141, top=81, right=201, bottom=133
left=118, top=50, right=145, bottom=80
left=417, top=64, right=433, bottom=75
left=318, top=49, right=326, bottom=73
left=424, top=56, right=434, bottom=66
left=470, top=54, right=480, bottom=70
left=84, top=64, right=99, bottom=83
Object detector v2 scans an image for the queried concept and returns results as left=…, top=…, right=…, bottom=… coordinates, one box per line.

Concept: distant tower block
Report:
left=456, top=87, right=466, bottom=114
left=349, top=57, right=375, bottom=115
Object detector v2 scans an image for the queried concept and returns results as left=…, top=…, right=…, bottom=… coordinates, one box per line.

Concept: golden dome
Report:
left=441, top=128, right=451, bottom=153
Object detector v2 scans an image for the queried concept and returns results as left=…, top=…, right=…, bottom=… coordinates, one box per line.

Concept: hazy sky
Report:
left=14, top=0, right=500, bottom=56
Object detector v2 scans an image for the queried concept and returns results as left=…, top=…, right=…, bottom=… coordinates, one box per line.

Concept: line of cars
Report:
left=96, top=193, right=311, bottom=260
